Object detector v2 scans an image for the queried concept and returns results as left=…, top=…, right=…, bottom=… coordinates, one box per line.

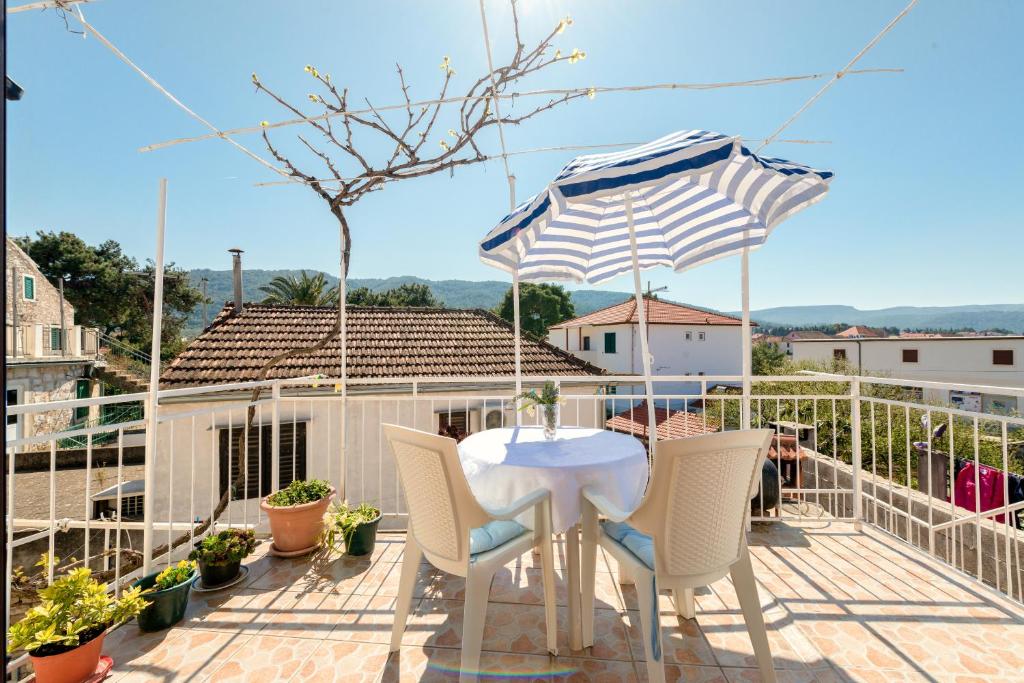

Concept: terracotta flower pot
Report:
left=260, top=487, right=335, bottom=553
left=30, top=630, right=106, bottom=683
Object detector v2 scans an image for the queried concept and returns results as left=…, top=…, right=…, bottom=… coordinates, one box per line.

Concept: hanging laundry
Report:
left=951, top=462, right=1007, bottom=523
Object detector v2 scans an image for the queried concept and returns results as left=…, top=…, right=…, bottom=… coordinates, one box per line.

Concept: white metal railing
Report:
left=5, top=372, right=1024, bottom=677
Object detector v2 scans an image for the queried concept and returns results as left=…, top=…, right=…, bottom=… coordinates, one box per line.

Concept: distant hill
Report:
left=185, top=270, right=633, bottom=334
left=736, top=304, right=1024, bottom=334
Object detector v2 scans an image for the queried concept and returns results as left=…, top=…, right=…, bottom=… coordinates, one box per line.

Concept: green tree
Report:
left=347, top=283, right=442, bottom=307
left=259, top=271, right=338, bottom=306
left=495, top=283, right=575, bottom=339
left=15, top=231, right=205, bottom=359
left=751, top=341, right=787, bottom=375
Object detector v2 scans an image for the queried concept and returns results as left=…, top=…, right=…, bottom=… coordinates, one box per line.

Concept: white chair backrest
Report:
left=629, top=430, right=773, bottom=578
left=383, top=424, right=491, bottom=565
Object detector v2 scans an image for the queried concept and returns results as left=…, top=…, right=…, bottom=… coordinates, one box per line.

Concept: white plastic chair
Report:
left=383, top=424, right=558, bottom=683
left=581, top=430, right=776, bottom=683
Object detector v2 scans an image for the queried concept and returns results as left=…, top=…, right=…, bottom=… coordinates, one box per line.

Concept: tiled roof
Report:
left=605, top=405, right=719, bottom=441
left=836, top=326, right=886, bottom=338
left=160, top=304, right=604, bottom=387
left=783, top=330, right=832, bottom=341
left=550, top=297, right=741, bottom=329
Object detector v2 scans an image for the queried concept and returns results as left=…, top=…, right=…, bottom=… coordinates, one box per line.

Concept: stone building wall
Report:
left=5, top=237, right=75, bottom=328
left=7, top=361, right=90, bottom=440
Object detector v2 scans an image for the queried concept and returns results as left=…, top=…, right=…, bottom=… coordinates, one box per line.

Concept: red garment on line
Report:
left=951, top=462, right=1006, bottom=523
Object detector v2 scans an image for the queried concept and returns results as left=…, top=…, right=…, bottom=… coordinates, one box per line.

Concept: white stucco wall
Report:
left=790, top=338, right=1024, bottom=412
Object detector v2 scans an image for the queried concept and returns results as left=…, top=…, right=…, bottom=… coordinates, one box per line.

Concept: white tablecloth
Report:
left=458, top=426, right=649, bottom=533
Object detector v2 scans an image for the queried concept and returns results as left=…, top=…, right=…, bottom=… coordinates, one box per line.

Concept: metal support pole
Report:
left=851, top=376, right=863, bottom=529
left=625, top=194, right=658, bottom=456
left=338, top=225, right=347, bottom=502
left=142, top=178, right=168, bottom=575
left=741, top=246, right=752, bottom=429
left=271, top=380, right=281, bottom=494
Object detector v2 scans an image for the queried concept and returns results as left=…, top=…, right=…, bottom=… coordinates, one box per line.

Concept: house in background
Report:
left=5, top=238, right=101, bottom=442
left=836, top=325, right=886, bottom=339
left=790, top=335, right=1024, bottom=413
left=781, top=329, right=831, bottom=356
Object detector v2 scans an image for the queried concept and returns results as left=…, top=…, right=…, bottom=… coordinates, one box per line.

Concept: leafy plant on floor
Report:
left=188, top=529, right=258, bottom=566
left=265, top=479, right=333, bottom=507
left=6, top=561, right=147, bottom=657
left=152, top=560, right=196, bottom=590
left=322, top=502, right=382, bottom=551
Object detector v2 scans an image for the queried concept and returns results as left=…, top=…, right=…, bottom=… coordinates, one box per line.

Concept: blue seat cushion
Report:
left=470, top=520, right=528, bottom=556
left=602, top=521, right=655, bottom=570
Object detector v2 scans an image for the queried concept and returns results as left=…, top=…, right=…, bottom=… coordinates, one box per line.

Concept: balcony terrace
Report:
left=6, top=374, right=1024, bottom=682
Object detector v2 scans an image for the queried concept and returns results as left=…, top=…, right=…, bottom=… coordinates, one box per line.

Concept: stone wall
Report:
left=5, top=237, right=75, bottom=327
left=7, top=361, right=90, bottom=441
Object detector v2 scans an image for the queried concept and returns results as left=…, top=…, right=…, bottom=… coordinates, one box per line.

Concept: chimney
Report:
left=229, top=248, right=244, bottom=315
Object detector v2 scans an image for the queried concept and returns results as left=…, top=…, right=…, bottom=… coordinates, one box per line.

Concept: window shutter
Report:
left=23, top=276, right=34, bottom=300
left=993, top=350, right=1014, bottom=366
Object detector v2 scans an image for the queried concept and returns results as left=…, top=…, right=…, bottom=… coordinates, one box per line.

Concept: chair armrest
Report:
left=485, top=488, right=551, bottom=521
left=581, top=487, right=633, bottom=523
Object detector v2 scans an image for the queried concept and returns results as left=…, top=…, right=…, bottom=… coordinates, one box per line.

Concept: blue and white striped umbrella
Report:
left=479, top=130, right=833, bottom=284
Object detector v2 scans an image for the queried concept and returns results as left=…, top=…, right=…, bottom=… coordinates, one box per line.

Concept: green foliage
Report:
left=495, top=283, right=575, bottom=339
left=6, top=565, right=147, bottom=656
left=15, top=231, right=206, bottom=359
left=188, top=529, right=258, bottom=566
left=347, top=282, right=442, bottom=308
left=259, top=271, right=339, bottom=306
left=265, top=479, right=333, bottom=507
left=152, top=560, right=196, bottom=590
left=515, top=381, right=561, bottom=409
left=322, top=502, right=381, bottom=551
left=751, top=341, right=788, bottom=375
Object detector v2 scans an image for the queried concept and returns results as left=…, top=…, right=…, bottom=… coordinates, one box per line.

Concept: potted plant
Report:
left=515, top=381, right=563, bottom=441
left=132, top=560, right=198, bottom=632
left=188, top=529, right=258, bottom=587
left=260, top=479, right=335, bottom=555
left=323, top=502, right=383, bottom=556
left=7, top=566, right=147, bottom=683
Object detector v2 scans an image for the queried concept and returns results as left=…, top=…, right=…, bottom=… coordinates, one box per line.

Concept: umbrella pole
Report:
left=741, top=246, right=752, bottom=429
left=513, top=271, right=522, bottom=425
left=339, top=225, right=348, bottom=500
left=624, top=194, right=658, bottom=456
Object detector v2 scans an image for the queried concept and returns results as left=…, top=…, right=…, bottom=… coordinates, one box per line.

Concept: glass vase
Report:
left=542, top=404, right=560, bottom=441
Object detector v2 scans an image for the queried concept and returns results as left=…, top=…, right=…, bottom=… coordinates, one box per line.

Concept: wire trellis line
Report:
left=139, top=67, right=901, bottom=154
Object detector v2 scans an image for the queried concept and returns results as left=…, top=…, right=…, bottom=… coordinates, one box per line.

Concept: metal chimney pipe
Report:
left=229, top=248, right=244, bottom=315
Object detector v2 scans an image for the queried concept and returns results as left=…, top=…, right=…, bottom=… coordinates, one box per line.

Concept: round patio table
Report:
left=458, top=425, right=648, bottom=650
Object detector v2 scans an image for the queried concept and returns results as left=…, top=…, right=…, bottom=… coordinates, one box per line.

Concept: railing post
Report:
left=850, top=376, right=863, bottom=530
left=271, top=380, right=281, bottom=494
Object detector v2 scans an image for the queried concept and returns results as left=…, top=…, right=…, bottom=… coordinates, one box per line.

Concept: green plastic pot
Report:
left=196, top=558, right=242, bottom=587
left=132, top=568, right=197, bottom=632
left=344, top=514, right=382, bottom=556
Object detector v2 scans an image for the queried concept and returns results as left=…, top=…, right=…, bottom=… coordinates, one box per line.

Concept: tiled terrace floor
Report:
left=102, top=521, right=1024, bottom=682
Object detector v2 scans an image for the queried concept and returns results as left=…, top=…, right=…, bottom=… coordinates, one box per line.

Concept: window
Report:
left=121, top=495, right=144, bottom=519
left=218, top=422, right=307, bottom=500
left=438, top=410, right=469, bottom=433
left=684, top=332, right=692, bottom=341
left=993, top=350, right=1014, bottom=366
left=22, top=275, right=35, bottom=301
left=833, top=349, right=847, bottom=360
left=697, top=331, right=706, bottom=341
left=902, top=349, right=919, bottom=363
left=6, top=389, right=18, bottom=426
left=49, top=327, right=63, bottom=351
left=582, top=336, right=591, bottom=351
left=604, top=332, right=617, bottom=354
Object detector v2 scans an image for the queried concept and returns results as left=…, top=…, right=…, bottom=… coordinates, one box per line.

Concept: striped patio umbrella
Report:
left=479, top=130, right=833, bottom=446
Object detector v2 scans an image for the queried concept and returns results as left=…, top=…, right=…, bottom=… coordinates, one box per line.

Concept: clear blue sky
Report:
left=7, top=0, right=1023, bottom=311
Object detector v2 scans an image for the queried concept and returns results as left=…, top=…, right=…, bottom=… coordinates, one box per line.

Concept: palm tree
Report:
left=258, top=271, right=338, bottom=306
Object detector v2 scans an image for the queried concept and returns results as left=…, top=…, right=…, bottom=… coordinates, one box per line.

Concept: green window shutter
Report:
left=50, top=327, right=62, bottom=350
left=75, top=380, right=90, bottom=421
left=604, top=332, right=617, bottom=354
left=23, top=276, right=34, bottom=300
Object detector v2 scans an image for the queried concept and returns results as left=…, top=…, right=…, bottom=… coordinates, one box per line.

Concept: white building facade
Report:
left=546, top=297, right=744, bottom=383
left=790, top=336, right=1024, bottom=413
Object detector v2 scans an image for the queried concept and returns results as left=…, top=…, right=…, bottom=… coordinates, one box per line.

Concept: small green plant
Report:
left=322, top=502, right=381, bottom=551
left=152, top=560, right=196, bottom=590
left=188, top=529, right=258, bottom=566
left=265, top=479, right=333, bottom=507
left=6, top=562, right=147, bottom=657
left=514, top=381, right=561, bottom=412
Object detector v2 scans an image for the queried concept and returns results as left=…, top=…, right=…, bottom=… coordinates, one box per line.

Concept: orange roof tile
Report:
left=551, top=298, right=741, bottom=329
left=605, top=404, right=719, bottom=441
